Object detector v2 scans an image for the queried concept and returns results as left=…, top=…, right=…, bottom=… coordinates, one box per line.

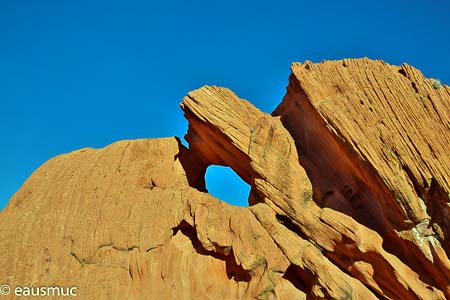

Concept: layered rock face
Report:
left=1, top=58, right=449, bottom=299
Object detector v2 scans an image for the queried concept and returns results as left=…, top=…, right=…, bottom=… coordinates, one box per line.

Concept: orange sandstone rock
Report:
left=0, top=58, right=449, bottom=299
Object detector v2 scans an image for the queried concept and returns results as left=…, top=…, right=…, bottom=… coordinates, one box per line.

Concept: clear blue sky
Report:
left=1, top=0, right=449, bottom=209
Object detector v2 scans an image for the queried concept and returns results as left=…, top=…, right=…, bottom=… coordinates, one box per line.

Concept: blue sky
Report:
left=1, top=0, right=449, bottom=209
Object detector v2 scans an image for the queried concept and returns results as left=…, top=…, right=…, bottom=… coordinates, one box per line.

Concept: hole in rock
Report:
left=282, top=264, right=313, bottom=294
left=398, top=68, right=407, bottom=77
left=205, top=165, right=250, bottom=207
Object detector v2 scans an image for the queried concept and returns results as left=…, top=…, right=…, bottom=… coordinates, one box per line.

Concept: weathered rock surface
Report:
left=0, top=58, right=449, bottom=299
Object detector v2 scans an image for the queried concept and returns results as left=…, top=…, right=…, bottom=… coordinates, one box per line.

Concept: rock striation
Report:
left=0, top=58, right=449, bottom=299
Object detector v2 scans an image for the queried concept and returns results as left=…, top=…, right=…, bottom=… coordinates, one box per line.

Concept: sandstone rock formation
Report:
left=0, top=58, right=449, bottom=299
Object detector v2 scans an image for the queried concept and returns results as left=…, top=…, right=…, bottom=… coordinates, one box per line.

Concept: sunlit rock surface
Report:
left=1, top=58, right=449, bottom=299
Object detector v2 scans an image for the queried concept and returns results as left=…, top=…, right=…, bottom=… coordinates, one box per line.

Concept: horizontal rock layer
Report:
left=0, top=58, right=449, bottom=299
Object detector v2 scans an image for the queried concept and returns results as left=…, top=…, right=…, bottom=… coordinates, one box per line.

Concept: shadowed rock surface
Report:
left=1, top=58, right=449, bottom=299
